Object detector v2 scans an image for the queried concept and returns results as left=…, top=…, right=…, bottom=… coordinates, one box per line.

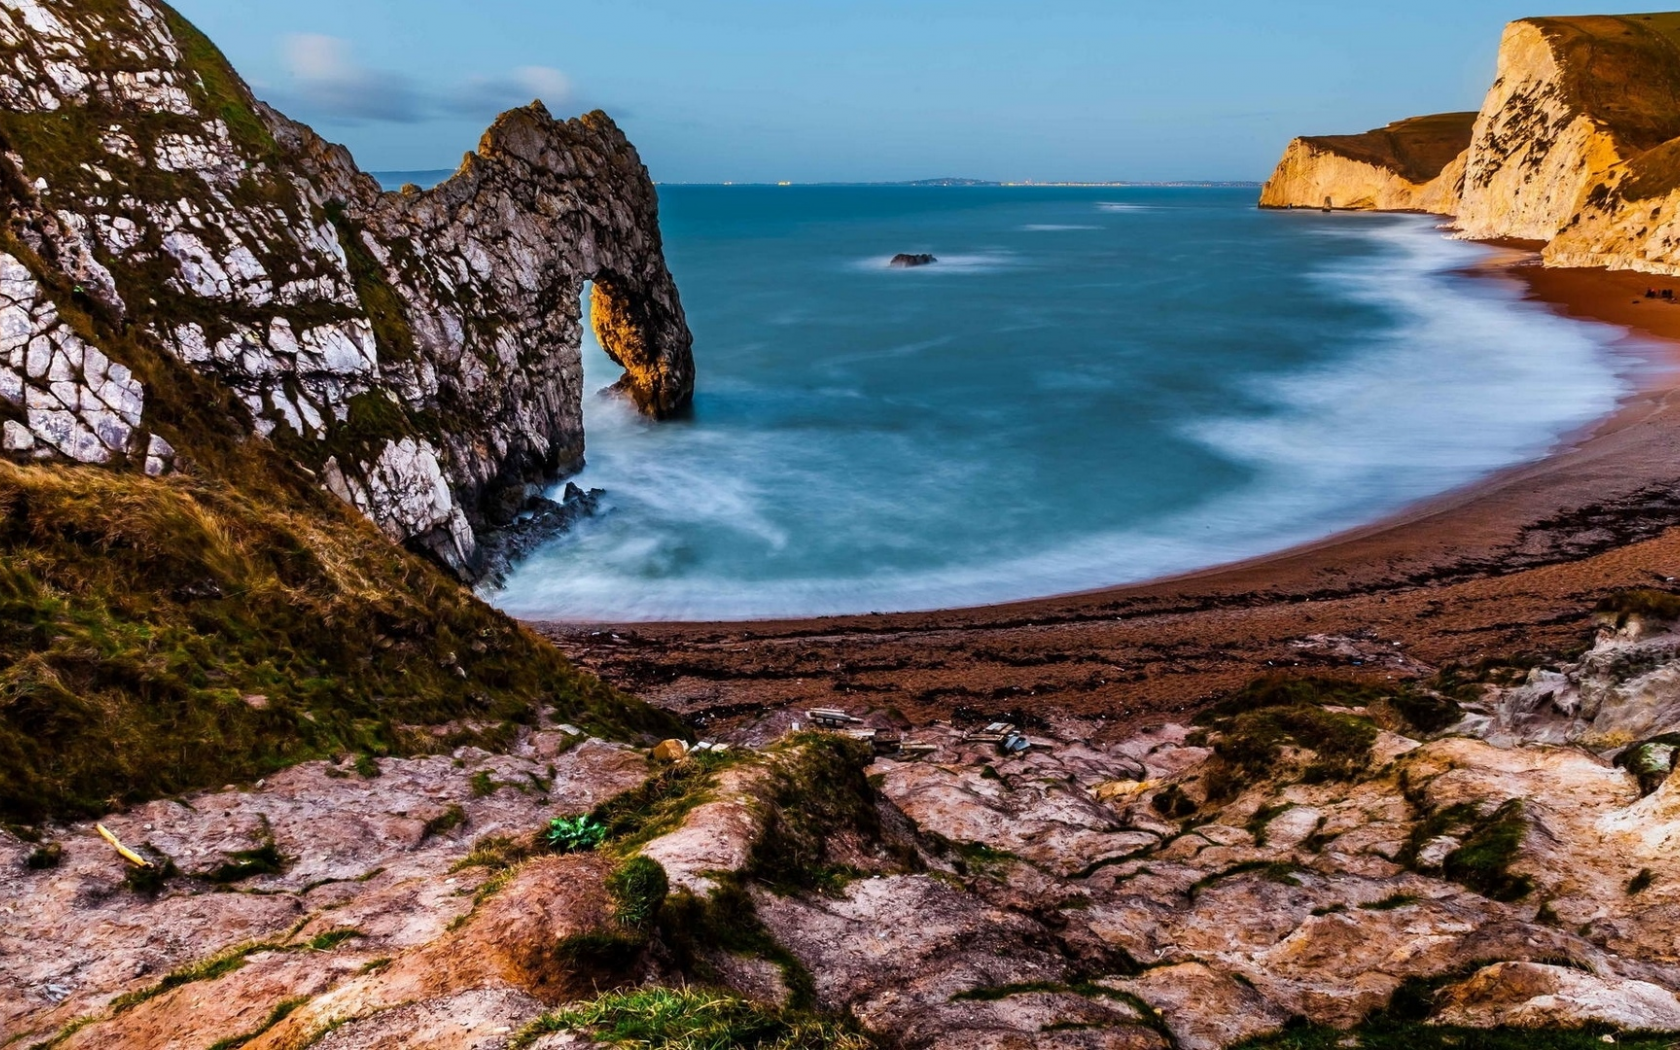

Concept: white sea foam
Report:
left=491, top=215, right=1638, bottom=622
left=1020, top=224, right=1102, bottom=231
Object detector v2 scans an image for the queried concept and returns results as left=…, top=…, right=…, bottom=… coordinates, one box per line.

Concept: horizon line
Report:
left=368, top=170, right=1265, bottom=189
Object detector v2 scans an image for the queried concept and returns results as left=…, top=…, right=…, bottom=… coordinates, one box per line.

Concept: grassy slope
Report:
left=1301, top=113, right=1478, bottom=183
left=1531, top=14, right=1680, bottom=154
left=1528, top=13, right=1680, bottom=201
left=0, top=455, right=680, bottom=823
left=0, top=5, right=681, bottom=823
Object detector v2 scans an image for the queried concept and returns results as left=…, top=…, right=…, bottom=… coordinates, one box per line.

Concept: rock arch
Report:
left=275, top=104, right=696, bottom=571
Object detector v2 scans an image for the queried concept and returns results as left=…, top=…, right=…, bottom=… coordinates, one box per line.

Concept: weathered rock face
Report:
left=12, top=616, right=1680, bottom=1049
left=0, top=725, right=652, bottom=1049
left=0, top=250, right=172, bottom=470
left=16, top=686, right=1680, bottom=1048
left=1261, top=13, right=1680, bottom=275
left=0, top=0, right=694, bottom=576
left=1257, top=113, right=1476, bottom=212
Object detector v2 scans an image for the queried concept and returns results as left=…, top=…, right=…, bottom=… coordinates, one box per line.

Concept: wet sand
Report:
left=532, top=255, right=1680, bottom=740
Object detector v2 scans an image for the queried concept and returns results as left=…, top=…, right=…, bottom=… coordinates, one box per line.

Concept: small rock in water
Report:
left=889, top=253, right=937, bottom=268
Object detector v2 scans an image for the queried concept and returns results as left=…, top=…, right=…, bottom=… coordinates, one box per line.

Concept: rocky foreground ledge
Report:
left=8, top=597, right=1680, bottom=1049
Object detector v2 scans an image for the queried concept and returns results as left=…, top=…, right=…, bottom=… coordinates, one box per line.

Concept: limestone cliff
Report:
left=1262, top=13, right=1680, bottom=275
left=1258, top=113, right=1476, bottom=212
left=0, top=0, right=694, bottom=576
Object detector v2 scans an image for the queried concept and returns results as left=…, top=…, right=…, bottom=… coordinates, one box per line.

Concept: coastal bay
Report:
left=534, top=257, right=1680, bottom=736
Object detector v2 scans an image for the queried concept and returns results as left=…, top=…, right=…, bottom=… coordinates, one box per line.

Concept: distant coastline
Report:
left=372, top=170, right=1263, bottom=192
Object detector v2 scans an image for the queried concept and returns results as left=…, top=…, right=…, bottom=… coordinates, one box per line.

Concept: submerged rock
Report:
left=889, top=253, right=938, bottom=268
left=474, top=482, right=606, bottom=590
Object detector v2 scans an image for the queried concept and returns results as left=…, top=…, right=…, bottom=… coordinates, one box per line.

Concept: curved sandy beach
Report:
left=532, top=255, right=1680, bottom=738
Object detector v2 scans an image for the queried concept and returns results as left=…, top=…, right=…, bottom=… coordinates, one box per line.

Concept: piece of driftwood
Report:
left=96, top=823, right=151, bottom=868
left=808, top=708, right=864, bottom=728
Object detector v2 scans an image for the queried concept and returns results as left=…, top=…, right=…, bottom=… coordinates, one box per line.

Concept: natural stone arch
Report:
left=274, top=104, right=696, bottom=569
left=589, top=269, right=694, bottom=418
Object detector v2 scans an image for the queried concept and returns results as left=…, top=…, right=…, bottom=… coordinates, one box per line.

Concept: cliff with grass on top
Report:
left=1258, top=113, right=1476, bottom=213
left=0, top=0, right=694, bottom=578
left=0, top=0, right=690, bottom=822
left=1261, top=12, right=1680, bottom=275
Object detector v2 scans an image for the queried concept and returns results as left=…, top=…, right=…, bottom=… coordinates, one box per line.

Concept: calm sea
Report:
left=379, top=183, right=1637, bottom=621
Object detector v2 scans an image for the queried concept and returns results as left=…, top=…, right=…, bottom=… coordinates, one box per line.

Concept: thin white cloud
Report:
left=277, top=35, right=573, bottom=126
left=281, top=34, right=426, bottom=124
left=444, top=66, right=573, bottom=118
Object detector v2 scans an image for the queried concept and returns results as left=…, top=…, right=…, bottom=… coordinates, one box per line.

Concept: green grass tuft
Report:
left=108, top=942, right=263, bottom=1014
left=1385, top=689, right=1464, bottom=735
left=659, top=880, right=819, bottom=1011
left=553, top=930, right=648, bottom=974
left=1197, top=676, right=1382, bottom=801
left=25, top=841, right=62, bottom=870
left=1188, top=861, right=1308, bottom=900
left=423, top=804, right=468, bottom=840
left=608, top=855, right=669, bottom=931
left=1442, top=800, right=1534, bottom=903
left=305, top=928, right=360, bottom=952
left=205, top=996, right=310, bottom=1050
left=748, top=734, right=881, bottom=895
left=122, top=854, right=179, bottom=895
left=451, top=832, right=532, bottom=873
left=513, top=986, right=874, bottom=1050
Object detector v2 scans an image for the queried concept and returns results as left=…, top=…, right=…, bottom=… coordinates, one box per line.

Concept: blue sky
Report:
left=173, top=1, right=1644, bottom=183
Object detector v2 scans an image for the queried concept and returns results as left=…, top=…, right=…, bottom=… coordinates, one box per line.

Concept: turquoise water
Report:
left=488, top=186, right=1636, bottom=621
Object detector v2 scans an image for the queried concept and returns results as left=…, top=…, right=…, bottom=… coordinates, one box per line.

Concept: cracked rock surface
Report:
left=11, top=614, right=1680, bottom=1049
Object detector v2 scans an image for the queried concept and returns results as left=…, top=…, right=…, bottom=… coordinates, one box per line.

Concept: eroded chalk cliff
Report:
left=0, top=0, right=693, bottom=576
left=1258, top=113, right=1476, bottom=213
left=1261, top=13, right=1680, bottom=275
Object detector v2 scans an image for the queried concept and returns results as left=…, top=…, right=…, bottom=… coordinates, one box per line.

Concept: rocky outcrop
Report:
left=0, top=251, right=172, bottom=471
left=1261, top=13, right=1680, bottom=274
left=889, top=252, right=937, bottom=268
left=0, top=0, right=694, bottom=576
left=14, top=647, right=1680, bottom=1048
left=0, top=725, right=652, bottom=1048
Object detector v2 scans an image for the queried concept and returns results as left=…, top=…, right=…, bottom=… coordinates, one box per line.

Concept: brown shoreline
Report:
left=532, top=255, right=1680, bottom=739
